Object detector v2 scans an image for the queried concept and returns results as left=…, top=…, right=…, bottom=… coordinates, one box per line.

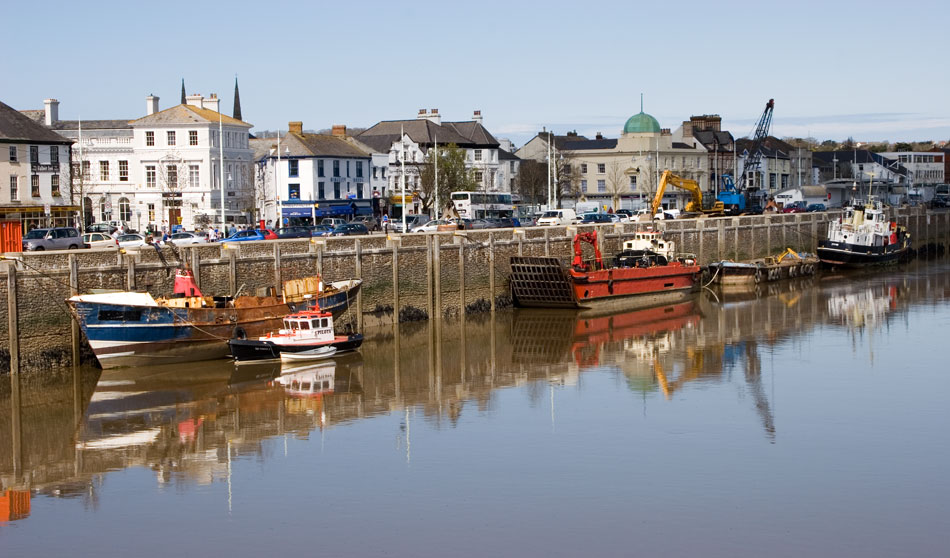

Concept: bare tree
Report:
left=604, top=160, right=632, bottom=210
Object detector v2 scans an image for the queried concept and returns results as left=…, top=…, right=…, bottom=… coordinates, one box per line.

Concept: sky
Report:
left=4, top=0, right=949, bottom=147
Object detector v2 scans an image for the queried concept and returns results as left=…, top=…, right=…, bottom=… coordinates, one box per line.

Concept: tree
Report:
left=604, top=160, right=632, bottom=210
left=416, top=143, right=476, bottom=216
left=894, top=142, right=913, bottom=152
left=515, top=159, right=547, bottom=206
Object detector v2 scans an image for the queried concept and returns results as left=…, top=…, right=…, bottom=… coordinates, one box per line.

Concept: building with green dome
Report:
left=623, top=111, right=661, bottom=135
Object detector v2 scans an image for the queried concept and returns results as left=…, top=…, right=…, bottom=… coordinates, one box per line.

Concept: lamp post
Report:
left=218, top=112, right=226, bottom=231
left=400, top=126, right=407, bottom=233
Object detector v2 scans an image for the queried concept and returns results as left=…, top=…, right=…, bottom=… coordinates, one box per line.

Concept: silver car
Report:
left=164, top=231, right=208, bottom=245
left=21, top=227, right=85, bottom=251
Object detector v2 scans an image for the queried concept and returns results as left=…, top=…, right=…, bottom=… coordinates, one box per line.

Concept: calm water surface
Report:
left=2, top=260, right=949, bottom=557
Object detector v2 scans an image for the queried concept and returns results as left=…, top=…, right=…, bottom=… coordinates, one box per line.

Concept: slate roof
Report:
left=736, top=138, right=790, bottom=159
left=0, top=100, right=71, bottom=144
left=559, top=138, right=618, bottom=150
left=51, top=119, right=132, bottom=130
left=283, top=132, right=370, bottom=158
left=692, top=130, right=734, bottom=150
left=812, top=150, right=909, bottom=176
left=131, top=104, right=251, bottom=127
left=498, top=148, right=520, bottom=161
left=356, top=118, right=499, bottom=150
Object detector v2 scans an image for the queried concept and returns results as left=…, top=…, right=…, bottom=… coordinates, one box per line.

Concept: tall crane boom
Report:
left=738, top=98, right=775, bottom=188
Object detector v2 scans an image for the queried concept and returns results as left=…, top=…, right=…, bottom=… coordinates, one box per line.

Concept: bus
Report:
left=451, top=191, right=514, bottom=219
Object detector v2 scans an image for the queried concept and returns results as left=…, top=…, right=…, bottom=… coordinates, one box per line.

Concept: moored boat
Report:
left=228, top=308, right=363, bottom=363
left=510, top=230, right=700, bottom=310
left=67, top=268, right=361, bottom=369
left=708, top=248, right=819, bottom=285
left=817, top=198, right=911, bottom=267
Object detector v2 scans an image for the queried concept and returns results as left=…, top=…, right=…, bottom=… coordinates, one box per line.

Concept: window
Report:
left=474, top=149, right=482, bottom=161
left=189, top=165, right=199, bottom=188
left=288, top=159, right=299, bottom=177
left=167, top=131, right=176, bottom=146
left=510, top=161, right=516, bottom=172
left=145, top=131, right=154, bottom=146
left=99, top=161, right=109, bottom=181
left=373, top=166, right=378, bottom=179
left=769, top=173, right=776, bottom=189
left=31, top=175, right=39, bottom=197
left=597, top=163, right=606, bottom=174
left=318, top=182, right=325, bottom=198
left=189, top=130, right=198, bottom=146
left=119, top=197, right=131, bottom=222
left=119, top=160, right=128, bottom=181
left=166, top=165, right=178, bottom=188
left=629, top=175, right=637, bottom=190
left=356, top=161, right=363, bottom=178
left=289, top=183, right=300, bottom=199
left=50, top=147, right=59, bottom=166
left=333, top=182, right=340, bottom=198
left=781, top=174, right=789, bottom=189
left=581, top=179, right=588, bottom=192
left=8, top=146, right=16, bottom=162
left=81, top=161, right=90, bottom=180
left=51, top=175, right=60, bottom=196
left=333, top=160, right=340, bottom=177
left=317, top=160, right=324, bottom=177
left=581, top=163, right=588, bottom=174
left=99, top=198, right=108, bottom=220
left=474, top=170, right=483, bottom=183
left=9, top=176, right=17, bottom=199
left=347, top=161, right=351, bottom=177
left=30, top=146, right=38, bottom=163
left=146, top=166, right=156, bottom=188
left=597, top=179, right=606, bottom=192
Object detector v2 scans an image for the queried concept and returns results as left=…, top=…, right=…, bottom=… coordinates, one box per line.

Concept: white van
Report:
left=536, top=209, right=578, bottom=226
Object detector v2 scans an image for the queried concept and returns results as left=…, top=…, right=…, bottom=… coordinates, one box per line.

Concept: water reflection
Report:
left=2, top=260, right=949, bottom=522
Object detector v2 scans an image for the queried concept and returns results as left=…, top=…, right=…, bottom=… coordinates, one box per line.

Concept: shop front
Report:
left=281, top=200, right=374, bottom=226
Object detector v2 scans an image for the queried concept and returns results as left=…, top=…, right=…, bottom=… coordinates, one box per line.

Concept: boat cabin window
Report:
left=311, top=319, right=320, bottom=328
left=298, top=321, right=310, bottom=330
left=321, top=318, right=329, bottom=328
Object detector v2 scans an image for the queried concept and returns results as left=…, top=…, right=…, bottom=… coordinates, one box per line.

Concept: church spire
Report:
left=180, top=79, right=186, bottom=105
left=233, top=76, right=242, bottom=121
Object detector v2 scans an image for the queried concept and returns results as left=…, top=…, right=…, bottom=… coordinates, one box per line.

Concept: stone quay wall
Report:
left=2, top=206, right=947, bottom=374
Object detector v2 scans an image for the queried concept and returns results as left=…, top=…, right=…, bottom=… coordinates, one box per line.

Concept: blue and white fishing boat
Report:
left=67, top=269, right=361, bottom=369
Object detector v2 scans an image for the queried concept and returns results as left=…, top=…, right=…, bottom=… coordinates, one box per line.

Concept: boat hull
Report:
left=708, top=257, right=819, bottom=285
left=817, top=240, right=910, bottom=268
left=510, top=256, right=699, bottom=310
left=229, top=334, right=363, bottom=363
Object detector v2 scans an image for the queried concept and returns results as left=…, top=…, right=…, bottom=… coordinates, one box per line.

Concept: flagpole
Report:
left=401, top=125, right=406, bottom=233
left=78, top=116, right=84, bottom=232
left=434, top=135, right=438, bottom=218
left=276, top=130, right=282, bottom=227
left=219, top=112, right=226, bottom=231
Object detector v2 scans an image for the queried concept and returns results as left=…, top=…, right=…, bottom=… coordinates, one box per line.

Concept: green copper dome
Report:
left=623, top=111, right=661, bottom=134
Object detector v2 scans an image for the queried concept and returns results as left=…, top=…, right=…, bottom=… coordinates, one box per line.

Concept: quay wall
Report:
left=2, top=206, right=948, bottom=374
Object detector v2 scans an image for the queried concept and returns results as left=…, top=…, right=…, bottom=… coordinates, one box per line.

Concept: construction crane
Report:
left=718, top=98, right=775, bottom=213
left=644, top=170, right=724, bottom=219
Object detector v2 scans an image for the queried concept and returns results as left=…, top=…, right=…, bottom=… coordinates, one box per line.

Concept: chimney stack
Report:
left=472, top=110, right=483, bottom=124
left=185, top=94, right=204, bottom=108
left=44, top=99, right=59, bottom=125
left=288, top=121, right=303, bottom=135
left=331, top=125, right=346, bottom=138
left=204, top=93, right=220, bottom=113
left=682, top=121, right=693, bottom=138
left=146, top=95, right=160, bottom=115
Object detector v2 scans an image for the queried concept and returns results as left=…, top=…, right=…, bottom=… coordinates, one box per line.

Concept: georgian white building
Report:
left=131, top=94, right=253, bottom=230
left=879, top=151, right=944, bottom=185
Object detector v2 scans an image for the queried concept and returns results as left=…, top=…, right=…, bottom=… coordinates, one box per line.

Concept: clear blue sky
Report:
left=4, top=0, right=948, bottom=146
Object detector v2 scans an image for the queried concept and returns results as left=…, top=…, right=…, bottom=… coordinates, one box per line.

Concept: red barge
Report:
left=510, top=230, right=701, bottom=310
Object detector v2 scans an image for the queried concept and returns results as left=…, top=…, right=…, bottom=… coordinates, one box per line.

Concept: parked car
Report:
left=321, top=218, right=347, bottom=228
left=608, top=213, right=630, bottom=223
left=276, top=226, right=312, bottom=239
left=331, top=223, right=369, bottom=236
left=460, top=218, right=493, bottom=230
left=782, top=202, right=806, bottom=213
left=806, top=203, right=826, bottom=212
left=222, top=230, right=268, bottom=242
left=615, top=209, right=634, bottom=219
left=308, top=224, right=334, bottom=237
left=87, top=223, right=118, bottom=235
left=537, top=209, right=578, bottom=226
left=412, top=219, right=459, bottom=233
left=116, top=233, right=149, bottom=249
left=580, top=213, right=613, bottom=224
left=82, top=232, right=118, bottom=249
left=164, top=231, right=208, bottom=245
left=21, top=227, right=85, bottom=251
left=390, top=214, right=428, bottom=233
left=485, top=217, right=521, bottom=228
left=350, top=215, right=380, bottom=232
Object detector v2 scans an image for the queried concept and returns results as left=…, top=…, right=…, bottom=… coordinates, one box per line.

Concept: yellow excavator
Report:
left=643, top=170, right=725, bottom=219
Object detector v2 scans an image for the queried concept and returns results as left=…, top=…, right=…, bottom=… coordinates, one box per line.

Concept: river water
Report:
left=1, top=260, right=949, bottom=557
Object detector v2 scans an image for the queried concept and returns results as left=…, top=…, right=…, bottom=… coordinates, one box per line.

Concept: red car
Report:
left=781, top=202, right=806, bottom=213
left=259, top=228, right=278, bottom=240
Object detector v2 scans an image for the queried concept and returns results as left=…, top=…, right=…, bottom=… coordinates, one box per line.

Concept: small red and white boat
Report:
left=228, top=308, right=363, bottom=363
left=510, top=229, right=700, bottom=310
